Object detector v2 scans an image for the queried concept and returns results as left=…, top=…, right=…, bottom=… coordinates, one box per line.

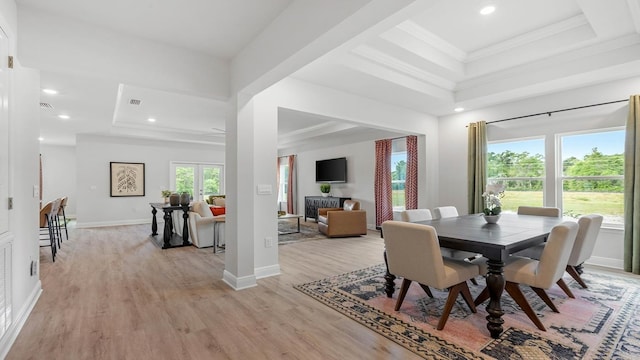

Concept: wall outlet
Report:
left=264, top=237, right=273, bottom=247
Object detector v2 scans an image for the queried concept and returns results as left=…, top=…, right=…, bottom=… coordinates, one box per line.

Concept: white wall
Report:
left=75, top=134, right=225, bottom=227
left=40, top=145, right=77, bottom=217
left=438, top=76, right=640, bottom=269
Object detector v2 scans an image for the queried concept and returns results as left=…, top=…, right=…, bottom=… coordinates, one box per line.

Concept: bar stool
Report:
left=58, top=196, right=69, bottom=240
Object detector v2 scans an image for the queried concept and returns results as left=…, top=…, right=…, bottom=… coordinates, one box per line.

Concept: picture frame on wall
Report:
left=110, top=162, right=145, bottom=197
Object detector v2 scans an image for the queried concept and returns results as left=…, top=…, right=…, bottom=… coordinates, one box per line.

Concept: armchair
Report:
left=317, top=200, right=367, bottom=237
left=188, top=201, right=225, bottom=248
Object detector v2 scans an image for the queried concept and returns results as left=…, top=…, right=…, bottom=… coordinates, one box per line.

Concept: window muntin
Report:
left=560, top=130, right=624, bottom=225
left=487, top=138, right=545, bottom=212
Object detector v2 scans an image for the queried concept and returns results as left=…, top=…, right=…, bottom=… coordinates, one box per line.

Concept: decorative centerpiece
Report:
left=320, top=183, right=331, bottom=197
left=161, top=190, right=172, bottom=203
left=482, top=183, right=505, bottom=224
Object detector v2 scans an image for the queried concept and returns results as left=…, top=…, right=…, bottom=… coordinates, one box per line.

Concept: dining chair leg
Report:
left=566, top=265, right=588, bottom=288
left=555, top=278, right=575, bottom=299
left=459, top=282, right=477, bottom=313
left=473, top=286, right=490, bottom=306
left=418, top=283, right=434, bottom=298
left=531, top=287, right=560, bottom=312
left=470, top=278, right=478, bottom=286
left=395, top=278, right=412, bottom=311
left=60, top=207, right=69, bottom=240
left=438, top=282, right=472, bottom=330
left=505, top=282, right=546, bottom=331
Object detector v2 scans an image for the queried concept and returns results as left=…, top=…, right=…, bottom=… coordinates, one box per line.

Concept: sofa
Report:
left=317, top=200, right=367, bottom=237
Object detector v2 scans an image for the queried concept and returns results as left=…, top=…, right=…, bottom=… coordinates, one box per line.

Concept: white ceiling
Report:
left=17, top=0, right=640, bottom=148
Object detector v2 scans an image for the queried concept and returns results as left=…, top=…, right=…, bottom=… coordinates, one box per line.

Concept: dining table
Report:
left=382, top=213, right=565, bottom=338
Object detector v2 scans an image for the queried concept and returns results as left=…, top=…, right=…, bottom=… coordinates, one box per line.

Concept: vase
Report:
left=483, top=214, right=500, bottom=224
left=321, top=193, right=330, bottom=197
left=179, top=192, right=190, bottom=205
left=169, top=193, right=180, bottom=206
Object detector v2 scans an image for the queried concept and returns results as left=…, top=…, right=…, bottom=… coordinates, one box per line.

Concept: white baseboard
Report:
left=0, top=280, right=42, bottom=359
left=587, top=256, right=624, bottom=270
left=222, top=270, right=257, bottom=290
left=255, top=264, right=281, bottom=279
left=76, top=218, right=151, bottom=228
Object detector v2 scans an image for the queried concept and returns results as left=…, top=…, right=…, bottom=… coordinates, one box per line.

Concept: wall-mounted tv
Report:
left=316, top=157, right=347, bottom=183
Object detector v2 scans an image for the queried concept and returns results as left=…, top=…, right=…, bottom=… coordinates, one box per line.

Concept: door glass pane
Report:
left=175, top=166, right=195, bottom=198
left=202, top=166, right=222, bottom=199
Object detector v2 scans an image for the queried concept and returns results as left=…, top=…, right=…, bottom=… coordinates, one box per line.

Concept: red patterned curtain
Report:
left=405, top=135, right=418, bottom=210
left=375, top=139, right=393, bottom=227
left=287, top=155, right=295, bottom=214
left=276, top=157, right=282, bottom=205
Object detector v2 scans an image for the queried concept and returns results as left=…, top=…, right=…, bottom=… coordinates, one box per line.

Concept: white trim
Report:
left=75, top=218, right=151, bottom=228
left=586, top=256, right=624, bottom=270
left=222, top=270, right=257, bottom=290
left=255, top=264, right=281, bottom=279
left=0, top=281, right=42, bottom=359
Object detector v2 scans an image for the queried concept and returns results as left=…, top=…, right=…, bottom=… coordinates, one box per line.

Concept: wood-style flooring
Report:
left=7, top=223, right=421, bottom=360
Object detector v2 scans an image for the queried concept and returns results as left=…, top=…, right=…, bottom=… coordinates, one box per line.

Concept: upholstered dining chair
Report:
left=432, top=206, right=459, bottom=220
left=50, top=198, right=63, bottom=249
left=517, top=206, right=560, bottom=217
left=57, top=196, right=69, bottom=240
left=474, top=221, right=579, bottom=331
left=382, top=220, right=479, bottom=330
left=39, top=201, right=57, bottom=262
left=400, top=209, right=432, bottom=222
left=513, top=214, right=603, bottom=294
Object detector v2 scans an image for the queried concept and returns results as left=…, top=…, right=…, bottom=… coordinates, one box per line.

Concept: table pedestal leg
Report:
left=151, top=207, right=158, bottom=236
left=163, top=210, right=172, bottom=249
left=486, top=259, right=505, bottom=338
left=182, top=205, right=190, bottom=245
left=383, top=250, right=396, bottom=298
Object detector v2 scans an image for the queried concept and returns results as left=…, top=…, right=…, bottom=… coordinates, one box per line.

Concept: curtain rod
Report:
left=487, top=99, right=628, bottom=124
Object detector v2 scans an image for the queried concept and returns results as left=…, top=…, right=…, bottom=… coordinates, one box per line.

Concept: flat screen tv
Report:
left=316, top=157, right=347, bottom=183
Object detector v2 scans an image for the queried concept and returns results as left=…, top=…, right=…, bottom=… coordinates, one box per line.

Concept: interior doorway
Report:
left=170, top=162, right=224, bottom=201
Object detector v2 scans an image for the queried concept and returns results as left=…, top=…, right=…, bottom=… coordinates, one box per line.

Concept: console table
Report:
left=149, top=203, right=191, bottom=249
left=304, top=196, right=351, bottom=221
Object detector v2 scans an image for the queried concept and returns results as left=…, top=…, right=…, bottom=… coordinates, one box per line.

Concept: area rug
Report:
left=295, top=264, right=640, bottom=359
left=278, top=219, right=326, bottom=244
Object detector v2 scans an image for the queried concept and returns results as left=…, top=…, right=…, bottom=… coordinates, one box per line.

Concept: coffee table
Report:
left=278, top=214, right=303, bottom=235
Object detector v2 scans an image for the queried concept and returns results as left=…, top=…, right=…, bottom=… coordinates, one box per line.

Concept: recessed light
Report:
left=38, top=137, right=44, bottom=141
left=58, top=115, right=70, bottom=120
left=42, top=88, right=58, bottom=95
left=454, top=107, right=465, bottom=112
left=147, top=118, right=156, bottom=123
left=480, top=5, right=495, bottom=15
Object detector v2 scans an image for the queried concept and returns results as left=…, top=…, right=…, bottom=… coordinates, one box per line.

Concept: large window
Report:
left=559, top=129, right=624, bottom=226
left=171, top=162, right=224, bottom=201
left=487, top=138, right=545, bottom=212
left=278, top=161, right=289, bottom=203
left=391, top=138, right=407, bottom=209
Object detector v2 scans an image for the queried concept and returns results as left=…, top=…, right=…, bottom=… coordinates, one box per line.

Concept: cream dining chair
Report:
left=517, top=206, right=560, bottom=217
left=400, top=209, right=432, bottom=222
left=514, top=214, right=603, bottom=294
left=382, top=220, right=479, bottom=330
left=474, top=221, right=579, bottom=331
left=432, top=206, right=459, bottom=220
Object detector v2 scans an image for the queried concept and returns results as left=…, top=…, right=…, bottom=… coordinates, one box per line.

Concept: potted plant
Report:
left=161, top=190, right=172, bottom=203
left=482, top=183, right=505, bottom=223
left=320, top=183, right=331, bottom=197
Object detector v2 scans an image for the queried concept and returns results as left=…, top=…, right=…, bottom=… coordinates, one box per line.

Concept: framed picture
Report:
left=110, top=162, right=145, bottom=197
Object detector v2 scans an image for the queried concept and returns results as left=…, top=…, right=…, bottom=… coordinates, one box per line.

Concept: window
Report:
left=488, top=138, right=545, bottom=212
left=559, top=129, right=624, bottom=226
left=278, top=161, right=289, bottom=203
left=171, top=162, right=224, bottom=201
left=391, top=138, right=407, bottom=210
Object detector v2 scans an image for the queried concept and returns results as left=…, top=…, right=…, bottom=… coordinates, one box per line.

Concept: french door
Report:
left=170, top=162, right=224, bottom=201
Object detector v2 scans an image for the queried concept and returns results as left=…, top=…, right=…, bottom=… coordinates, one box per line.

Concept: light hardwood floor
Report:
left=8, top=223, right=421, bottom=360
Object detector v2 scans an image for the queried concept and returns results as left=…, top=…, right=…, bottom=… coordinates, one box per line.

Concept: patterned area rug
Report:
left=278, top=219, right=326, bottom=244
left=295, top=264, right=640, bottom=359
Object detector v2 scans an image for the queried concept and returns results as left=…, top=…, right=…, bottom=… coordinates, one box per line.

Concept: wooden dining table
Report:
left=383, top=213, right=565, bottom=338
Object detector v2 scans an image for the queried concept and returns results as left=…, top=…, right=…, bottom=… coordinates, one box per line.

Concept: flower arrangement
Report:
left=482, top=183, right=505, bottom=216
left=161, top=190, right=172, bottom=198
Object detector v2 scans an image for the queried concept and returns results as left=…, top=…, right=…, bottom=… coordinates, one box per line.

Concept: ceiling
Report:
left=17, top=0, right=640, bottom=148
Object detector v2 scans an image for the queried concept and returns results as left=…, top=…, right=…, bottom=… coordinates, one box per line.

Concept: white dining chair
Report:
left=432, top=206, right=459, bottom=220
left=517, top=206, right=560, bottom=217
left=400, top=209, right=432, bottom=222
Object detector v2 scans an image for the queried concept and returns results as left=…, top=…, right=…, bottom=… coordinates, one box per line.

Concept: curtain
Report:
left=276, top=157, right=282, bottom=208
left=624, top=95, right=640, bottom=274
left=39, top=154, right=43, bottom=208
left=375, top=139, right=393, bottom=227
left=468, top=121, right=487, bottom=214
left=405, top=135, right=418, bottom=210
left=287, top=155, right=295, bottom=214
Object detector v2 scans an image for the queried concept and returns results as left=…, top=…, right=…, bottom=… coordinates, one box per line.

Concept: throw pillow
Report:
left=210, top=206, right=226, bottom=216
